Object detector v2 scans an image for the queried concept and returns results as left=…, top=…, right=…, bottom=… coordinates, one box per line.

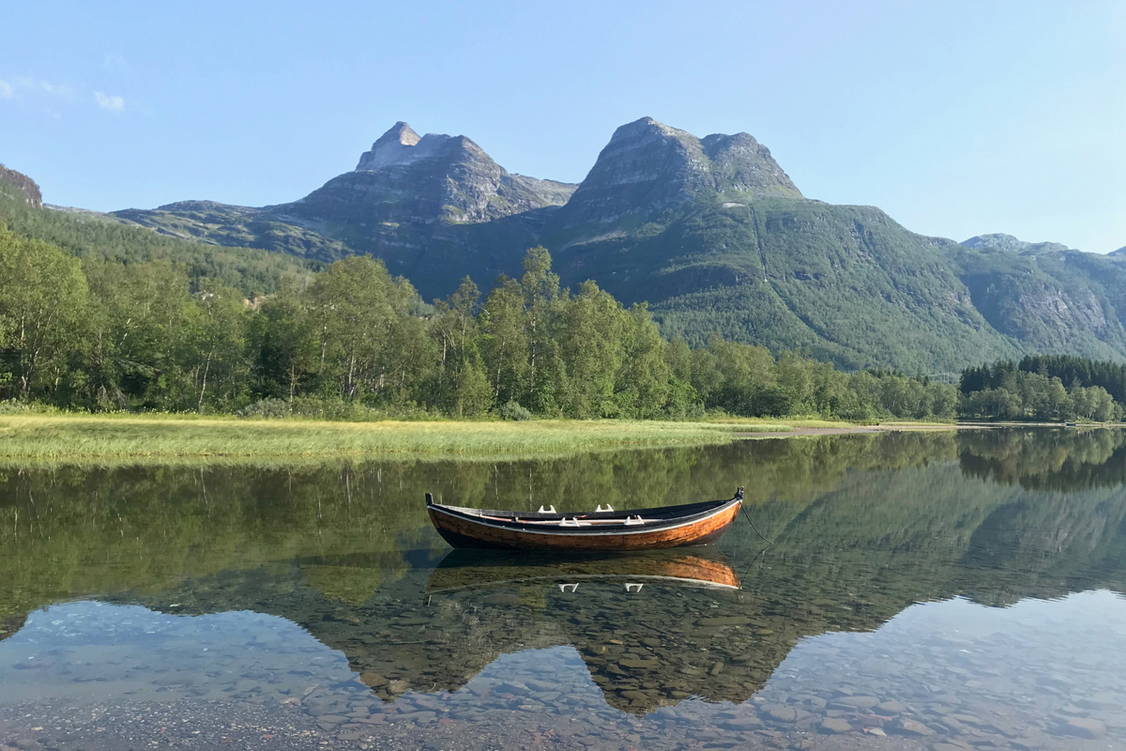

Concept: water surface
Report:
left=3, top=428, right=1126, bottom=749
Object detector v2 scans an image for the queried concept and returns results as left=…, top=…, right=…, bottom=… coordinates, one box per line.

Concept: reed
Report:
left=0, top=414, right=748, bottom=464
left=0, top=413, right=949, bottom=466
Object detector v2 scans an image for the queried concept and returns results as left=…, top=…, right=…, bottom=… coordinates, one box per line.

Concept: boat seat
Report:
left=477, top=514, right=652, bottom=527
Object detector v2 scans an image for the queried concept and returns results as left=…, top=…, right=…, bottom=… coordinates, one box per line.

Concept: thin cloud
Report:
left=103, top=53, right=130, bottom=73
left=94, top=91, right=125, bottom=112
left=7, top=76, right=75, bottom=100
left=3, top=76, right=129, bottom=112
left=39, top=80, right=72, bottom=97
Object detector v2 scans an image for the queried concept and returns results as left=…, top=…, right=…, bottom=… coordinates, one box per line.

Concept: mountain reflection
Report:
left=3, top=428, right=1126, bottom=718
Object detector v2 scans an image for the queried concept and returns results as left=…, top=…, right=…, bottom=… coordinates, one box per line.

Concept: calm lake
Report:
left=3, top=428, right=1126, bottom=750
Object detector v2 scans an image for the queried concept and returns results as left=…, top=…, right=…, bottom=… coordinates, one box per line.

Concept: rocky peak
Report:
left=380, top=121, right=421, bottom=147
left=354, top=122, right=482, bottom=171
left=561, top=117, right=801, bottom=226
left=291, top=122, right=576, bottom=228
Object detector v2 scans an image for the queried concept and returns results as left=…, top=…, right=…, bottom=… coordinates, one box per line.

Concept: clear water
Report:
left=2, top=428, right=1126, bottom=749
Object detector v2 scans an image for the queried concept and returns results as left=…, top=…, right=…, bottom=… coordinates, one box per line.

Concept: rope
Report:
left=739, top=502, right=776, bottom=545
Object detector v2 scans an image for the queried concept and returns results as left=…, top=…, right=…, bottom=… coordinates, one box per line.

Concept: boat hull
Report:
left=427, top=498, right=742, bottom=551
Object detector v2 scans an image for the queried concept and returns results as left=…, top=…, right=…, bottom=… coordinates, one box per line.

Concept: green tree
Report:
left=250, top=291, right=318, bottom=400
left=429, top=277, right=482, bottom=410
left=479, top=277, right=530, bottom=406
left=307, top=256, right=416, bottom=402
left=454, top=358, right=493, bottom=417
left=775, top=352, right=814, bottom=415
left=557, top=281, right=628, bottom=418
left=0, top=229, right=89, bottom=401
left=81, top=261, right=197, bottom=410
left=187, top=280, right=250, bottom=411
left=614, top=304, right=673, bottom=418
left=519, top=248, right=568, bottom=414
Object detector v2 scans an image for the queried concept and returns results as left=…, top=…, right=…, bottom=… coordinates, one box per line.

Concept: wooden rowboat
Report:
left=425, top=487, right=744, bottom=551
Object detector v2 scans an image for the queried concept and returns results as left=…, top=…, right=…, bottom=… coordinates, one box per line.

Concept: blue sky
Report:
left=3, top=0, right=1123, bottom=251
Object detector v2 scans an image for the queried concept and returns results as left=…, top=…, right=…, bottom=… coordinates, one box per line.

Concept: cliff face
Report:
left=0, top=164, right=42, bottom=207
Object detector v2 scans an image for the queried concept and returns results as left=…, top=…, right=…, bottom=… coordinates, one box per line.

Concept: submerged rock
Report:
left=1057, top=716, right=1106, bottom=739
left=819, top=717, right=852, bottom=734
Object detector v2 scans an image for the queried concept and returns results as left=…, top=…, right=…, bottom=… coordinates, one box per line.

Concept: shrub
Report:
left=0, top=400, right=63, bottom=415
left=236, top=398, right=293, bottom=419
left=497, top=400, right=532, bottom=421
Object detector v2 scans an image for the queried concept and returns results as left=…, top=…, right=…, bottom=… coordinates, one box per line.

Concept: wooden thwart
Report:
left=426, top=487, right=744, bottom=551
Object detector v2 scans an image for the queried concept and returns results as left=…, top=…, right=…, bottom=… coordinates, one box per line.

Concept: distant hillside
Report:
left=961, top=233, right=1073, bottom=255
left=948, top=239, right=1126, bottom=362
left=0, top=179, right=312, bottom=295
left=101, top=118, right=1126, bottom=371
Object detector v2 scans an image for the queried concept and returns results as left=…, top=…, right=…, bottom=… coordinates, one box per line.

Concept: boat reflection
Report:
left=426, top=549, right=741, bottom=593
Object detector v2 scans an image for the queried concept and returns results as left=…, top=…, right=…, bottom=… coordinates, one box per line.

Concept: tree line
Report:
left=0, top=231, right=960, bottom=420
left=959, top=356, right=1122, bottom=422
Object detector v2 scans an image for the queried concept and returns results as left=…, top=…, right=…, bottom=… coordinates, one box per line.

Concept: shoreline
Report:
left=737, top=422, right=963, bottom=439
left=0, top=414, right=1109, bottom=466
left=737, top=420, right=1125, bottom=439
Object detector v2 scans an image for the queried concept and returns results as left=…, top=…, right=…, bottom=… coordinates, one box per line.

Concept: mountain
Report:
left=114, top=122, right=577, bottom=292
left=110, top=118, right=1126, bottom=372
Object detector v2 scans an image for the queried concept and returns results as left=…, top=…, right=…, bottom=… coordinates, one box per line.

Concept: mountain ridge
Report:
left=98, top=117, right=1126, bottom=371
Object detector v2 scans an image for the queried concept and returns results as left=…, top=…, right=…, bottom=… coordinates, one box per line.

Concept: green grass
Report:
left=0, top=414, right=740, bottom=465
left=703, top=416, right=858, bottom=429
left=0, top=413, right=959, bottom=467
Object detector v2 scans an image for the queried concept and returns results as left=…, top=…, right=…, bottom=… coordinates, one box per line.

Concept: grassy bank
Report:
left=0, top=413, right=957, bottom=466
left=0, top=414, right=743, bottom=464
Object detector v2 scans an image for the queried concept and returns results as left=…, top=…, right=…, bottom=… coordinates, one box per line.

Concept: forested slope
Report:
left=0, top=181, right=312, bottom=296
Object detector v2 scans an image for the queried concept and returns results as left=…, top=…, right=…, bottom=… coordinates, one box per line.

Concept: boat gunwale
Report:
left=427, top=496, right=742, bottom=538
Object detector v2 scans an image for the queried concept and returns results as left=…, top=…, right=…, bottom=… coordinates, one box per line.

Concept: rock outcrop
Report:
left=0, top=164, right=42, bottom=207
